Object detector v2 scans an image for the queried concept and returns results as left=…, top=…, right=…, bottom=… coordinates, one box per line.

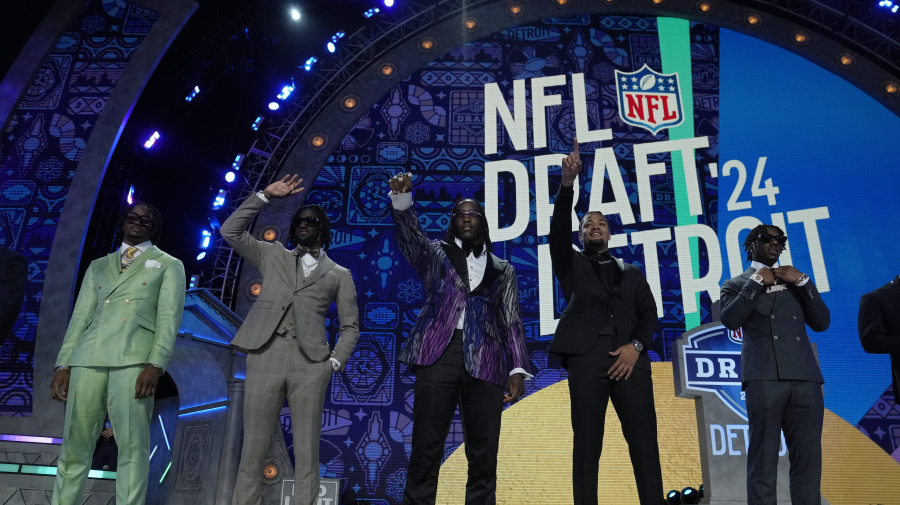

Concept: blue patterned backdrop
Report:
left=0, top=0, right=159, bottom=417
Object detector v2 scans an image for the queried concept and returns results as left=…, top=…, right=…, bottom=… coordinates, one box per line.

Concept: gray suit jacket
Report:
left=221, top=195, right=360, bottom=370
left=720, top=267, right=830, bottom=384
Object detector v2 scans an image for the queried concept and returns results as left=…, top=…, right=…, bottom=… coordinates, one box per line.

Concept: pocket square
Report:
left=145, top=260, right=163, bottom=268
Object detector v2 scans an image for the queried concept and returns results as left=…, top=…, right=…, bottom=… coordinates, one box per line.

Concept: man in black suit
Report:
left=549, top=143, right=663, bottom=505
left=0, top=246, right=27, bottom=341
left=720, top=224, right=830, bottom=505
left=858, top=277, right=900, bottom=403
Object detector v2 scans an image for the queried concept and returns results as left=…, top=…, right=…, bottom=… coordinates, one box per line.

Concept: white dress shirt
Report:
left=119, top=240, right=152, bottom=263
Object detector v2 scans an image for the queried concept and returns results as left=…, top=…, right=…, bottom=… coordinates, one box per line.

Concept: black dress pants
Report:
left=566, top=336, right=664, bottom=505
left=403, top=330, right=504, bottom=505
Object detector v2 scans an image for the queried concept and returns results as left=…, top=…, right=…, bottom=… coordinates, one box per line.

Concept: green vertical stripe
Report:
left=658, top=17, right=702, bottom=330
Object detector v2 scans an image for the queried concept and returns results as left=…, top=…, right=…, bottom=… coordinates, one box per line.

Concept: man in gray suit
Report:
left=720, top=224, right=830, bottom=505
left=221, top=174, right=360, bottom=505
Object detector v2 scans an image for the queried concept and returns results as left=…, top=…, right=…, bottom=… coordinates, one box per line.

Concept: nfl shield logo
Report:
left=615, top=64, right=684, bottom=135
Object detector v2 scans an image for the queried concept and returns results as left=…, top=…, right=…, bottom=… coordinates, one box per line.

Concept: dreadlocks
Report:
left=444, top=198, right=493, bottom=253
left=743, top=223, right=786, bottom=262
left=117, top=201, right=162, bottom=245
left=290, top=205, right=332, bottom=250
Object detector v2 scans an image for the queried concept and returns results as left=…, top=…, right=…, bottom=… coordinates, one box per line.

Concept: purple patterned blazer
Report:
left=392, top=206, right=529, bottom=387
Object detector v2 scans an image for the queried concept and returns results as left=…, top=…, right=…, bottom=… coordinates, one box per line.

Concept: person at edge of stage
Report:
left=221, top=174, right=360, bottom=505
left=387, top=171, right=530, bottom=505
left=858, top=276, right=900, bottom=414
left=548, top=140, right=665, bottom=505
left=50, top=202, right=186, bottom=505
left=720, top=223, right=830, bottom=505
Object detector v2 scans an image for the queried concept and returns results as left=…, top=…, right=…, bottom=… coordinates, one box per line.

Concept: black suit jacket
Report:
left=547, top=186, right=657, bottom=367
left=0, top=246, right=27, bottom=340
left=859, top=277, right=900, bottom=400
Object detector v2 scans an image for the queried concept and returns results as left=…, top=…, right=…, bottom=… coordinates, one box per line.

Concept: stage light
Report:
left=507, top=3, right=523, bottom=16
left=249, top=281, right=262, bottom=297
left=327, top=30, right=345, bottom=53
left=379, top=63, right=396, bottom=78
left=200, top=230, right=212, bottom=249
left=384, top=0, right=394, bottom=6
left=341, top=95, right=360, bottom=111
left=792, top=31, right=809, bottom=45
left=696, top=1, right=713, bottom=13
left=681, top=487, right=700, bottom=504
left=364, top=7, right=380, bottom=18
left=744, top=13, right=762, bottom=26
left=126, top=184, right=135, bottom=204
left=554, top=0, right=568, bottom=5
left=463, top=18, right=479, bottom=30
left=838, top=53, right=855, bottom=67
left=185, top=85, right=200, bottom=102
left=251, top=116, right=263, bottom=130
left=878, top=1, right=900, bottom=13
left=883, top=81, right=899, bottom=95
left=418, top=38, right=436, bottom=52
left=277, top=84, right=294, bottom=100
left=268, top=102, right=280, bottom=111
left=225, top=171, right=236, bottom=183
left=665, top=490, right=681, bottom=505
left=232, top=153, right=245, bottom=170
left=650, top=0, right=666, bottom=5
left=212, top=189, right=226, bottom=210
left=196, top=251, right=206, bottom=261
left=303, top=56, right=318, bottom=71
left=143, top=131, right=160, bottom=149
left=189, top=275, right=200, bottom=289
left=290, top=8, right=301, bottom=21
left=309, top=134, right=327, bottom=149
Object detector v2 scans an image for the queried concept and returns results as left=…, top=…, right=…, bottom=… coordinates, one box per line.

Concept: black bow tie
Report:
left=461, top=243, right=484, bottom=258
left=294, top=246, right=320, bottom=259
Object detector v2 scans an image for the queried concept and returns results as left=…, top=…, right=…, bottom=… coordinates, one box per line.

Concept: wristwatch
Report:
left=631, top=339, right=644, bottom=353
left=794, top=273, right=809, bottom=285
left=751, top=273, right=765, bottom=285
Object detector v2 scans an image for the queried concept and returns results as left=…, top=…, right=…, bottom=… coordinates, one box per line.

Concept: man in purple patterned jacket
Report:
left=388, top=172, right=529, bottom=505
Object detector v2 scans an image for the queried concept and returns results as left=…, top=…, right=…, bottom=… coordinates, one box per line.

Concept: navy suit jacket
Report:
left=858, top=277, right=900, bottom=400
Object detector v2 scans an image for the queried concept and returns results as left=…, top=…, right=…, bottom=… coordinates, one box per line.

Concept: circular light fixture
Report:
left=649, top=0, right=665, bottom=5
left=791, top=31, right=809, bottom=45
left=418, top=37, right=436, bottom=52
left=261, top=226, right=278, bottom=242
left=249, top=281, right=262, bottom=297
left=554, top=0, right=568, bottom=5
left=341, top=95, right=360, bottom=111
left=837, top=53, right=855, bottom=68
left=463, top=18, right=478, bottom=31
left=883, top=81, right=899, bottom=96
left=696, top=1, right=713, bottom=13
left=224, top=171, right=236, bottom=183
left=196, top=252, right=206, bottom=261
left=507, top=3, right=523, bottom=16
left=264, top=463, right=278, bottom=478
left=744, top=13, right=762, bottom=26
left=268, top=101, right=280, bottom=111
left=309, top=134, right=327, bottom=149
left=379, top=63, right=397, bottom=79
left=289, top=8, right=301, bottom=22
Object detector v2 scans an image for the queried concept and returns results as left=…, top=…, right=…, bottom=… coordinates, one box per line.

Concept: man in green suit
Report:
left=50, top=201, right=186, bottom=505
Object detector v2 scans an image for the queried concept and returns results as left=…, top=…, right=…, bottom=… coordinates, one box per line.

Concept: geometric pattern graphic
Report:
left=0, top=0, right=159, bottom=417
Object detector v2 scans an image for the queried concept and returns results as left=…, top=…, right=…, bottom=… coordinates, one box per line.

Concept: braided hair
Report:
left=117, top=201, right=162, bottom=245
left=444, top=198, right=493, bottom=253
left=743, top=223, right=785, bottom=262
left=290, top=205, right=332, bottom=250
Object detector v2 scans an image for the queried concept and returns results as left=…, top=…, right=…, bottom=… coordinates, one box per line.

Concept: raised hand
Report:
left=561, top=137, right=583, bottom=187
left=388, top=172, right=414, bottom=194
left=773, top=265, right=804, bottom=284
left=264, top=174, right=305, bottom=199
left=756, top=267, right=776, bottom=285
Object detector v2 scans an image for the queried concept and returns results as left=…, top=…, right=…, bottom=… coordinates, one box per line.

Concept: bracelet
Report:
left=562, top=174, right=576, bottom=183
left=55, top=366, right=69, bottom=374
left=794, top=273, right=809, bottom=285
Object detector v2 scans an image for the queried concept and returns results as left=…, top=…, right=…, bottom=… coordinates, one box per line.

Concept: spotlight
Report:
left=838, top=53, right=855, bottom=67
left=251, top=116, right=263, bottom=130
left=185, top=85, right=200, bottom=102
left=650, top=0, right=665, bottom=4
left=665, top=490, right=681, bottom=505
left=384, top=0, right=394, bottom=6
left=341, top=95, right=360, bottom=111
left=463, top=18, right=478, bottom=30
left=126, top=184, right=135, bottom=205
left=232, top=153, right=245, bottom=170
left=303, top=56, right=317, bottom=71
left=418, top=38, right=436, bottom=52
left=268, top=102, right=280, bottom=111
left=554, top=0, right=568, bottom=5
left=225, top=171, right=236, bottom=183
left=196, top=252, right=207, bottom=261
left=290, top=8, right=301, bottom=21
left=364, top=7, right=380, bottom=18
left=744, top=13, right=762, bottom=26
left=143, top=131, right=160, bottom=149
left=883, top=81, right=899, bottom=95
left=507, top=3, right=523, bottom=16
left=200, top=230, right=212, bottom=249
left=309, top=134, right=327, bottom=150
left=212, top=189, right=226, bottom=210
left=379, top=63, right=396, bottom=78
left=277, top=84, right=294, bottom=100
left=681, top=487, right=700, bottom=504
left=696, top=1, right=713, bottom=13
left=327, top=30, right=345, bottom=53
left=791, top=31, right=809, bottom=45
left=189, top=274, right=200, bottom=289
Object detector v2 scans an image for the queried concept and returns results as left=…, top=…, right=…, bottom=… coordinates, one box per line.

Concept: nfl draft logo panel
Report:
left=615, top=64, right=684, bottom=135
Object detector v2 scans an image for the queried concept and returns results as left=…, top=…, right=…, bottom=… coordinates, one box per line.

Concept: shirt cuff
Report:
left=389, top=191, right=413, bottom=211
left=509, top=367, right=533, bottom=379
left=795, top=274, right=810, bottom=287
left=329, top=357, right=341, bottom=371
left=256, top=191, right=270, bottom=203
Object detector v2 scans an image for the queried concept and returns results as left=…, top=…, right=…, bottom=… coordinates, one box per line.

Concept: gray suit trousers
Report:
left=745, top=380, right=824, bottom=505
left=232, top=333, right=333, bottom=505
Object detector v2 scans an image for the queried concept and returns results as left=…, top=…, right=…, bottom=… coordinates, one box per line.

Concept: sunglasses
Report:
left=757, top=233, right=787, bottom=245
left=125, top=213, right=154, bottom=228
left=294, top=216, right=321, bottom=227
left=452, top=209, right=482, bottom=220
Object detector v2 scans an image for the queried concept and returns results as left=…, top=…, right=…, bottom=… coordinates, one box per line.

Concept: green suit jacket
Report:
left=55, top=245, right=186, bottom=370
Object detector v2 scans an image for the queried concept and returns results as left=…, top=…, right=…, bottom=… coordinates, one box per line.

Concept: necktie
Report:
left=294, top=246, right=320, bottom=259
left=121, top=247, right=138, bottom=271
